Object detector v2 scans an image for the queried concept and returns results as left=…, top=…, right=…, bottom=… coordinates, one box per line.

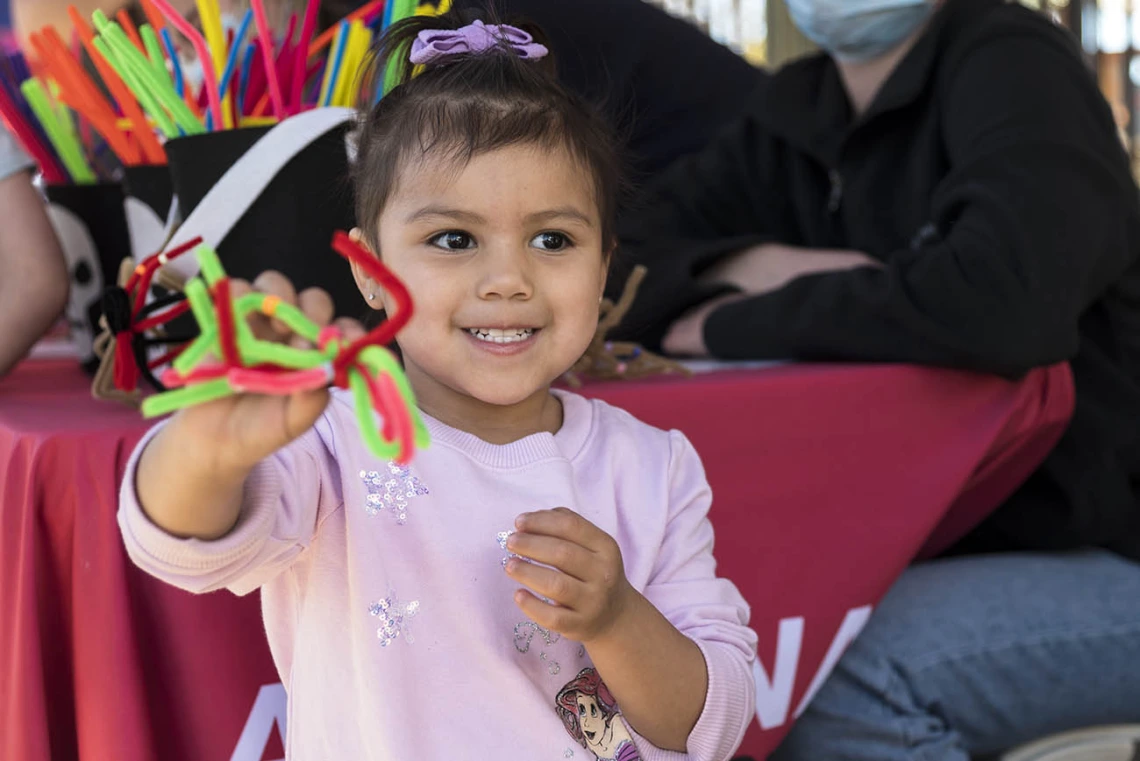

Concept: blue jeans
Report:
left=770, top=551, right=1140, bottom=761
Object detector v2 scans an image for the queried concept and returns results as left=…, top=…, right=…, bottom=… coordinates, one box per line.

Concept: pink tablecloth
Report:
left=0, top=359, right=1074, bottom=760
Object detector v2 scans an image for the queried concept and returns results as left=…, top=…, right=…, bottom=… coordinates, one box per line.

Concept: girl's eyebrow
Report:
left=404, top=206, right=488, bottom=224
left=525, top=207, right=596, bottom=228
left=403, top=206, right=595, bottom=227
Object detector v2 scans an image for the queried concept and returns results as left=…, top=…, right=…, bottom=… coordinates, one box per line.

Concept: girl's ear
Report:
left=348, top=228, right=384, bottom=311
left=599, top=238, right=616, bottom=301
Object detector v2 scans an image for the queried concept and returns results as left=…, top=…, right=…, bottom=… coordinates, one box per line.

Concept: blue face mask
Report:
left=786, top=0, right=934, bottom=62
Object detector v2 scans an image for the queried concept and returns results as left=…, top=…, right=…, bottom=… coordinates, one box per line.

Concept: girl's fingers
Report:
left=288, top=288, right=336, bottom=349
left=229, top=278, right=252, bottom=299
left=512, top=589, right=569, bottom=633
left=298, top=287, right=335, bottom=327
left=505, top=557, right=582, bottom=608
left=335, top=316, right=367, bottom=342
left=225, top=387, right=329, bottom=460
left=283, top=387, right=332, bottom=443
left=251, top=270, right=298, bottom=337
left=514, top=508, right=608, bottom=552
left=231, top=278, right=276, bottom=341
left=223, top=275, right=363, bottom=355
left=506, top=533, right=594, bottom=582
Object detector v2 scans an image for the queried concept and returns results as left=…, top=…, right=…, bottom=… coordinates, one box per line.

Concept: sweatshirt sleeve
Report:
left=630, top=430, right=758, bottom=761
left=612, top=113, right=792, bottom=348
left=0, top=126, right=33, bottom=182
left=704, top=33, right=1140, bottom=377
left=118, top=418, right=344, bottom=597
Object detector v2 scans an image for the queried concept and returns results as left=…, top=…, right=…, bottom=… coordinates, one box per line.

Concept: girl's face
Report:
left=353, top=144, right=608, bottom=428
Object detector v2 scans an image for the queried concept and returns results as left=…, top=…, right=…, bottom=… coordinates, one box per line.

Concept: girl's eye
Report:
left=429, top=231, right=476, bottom=251
left=530, top=232, right=570, bottom=251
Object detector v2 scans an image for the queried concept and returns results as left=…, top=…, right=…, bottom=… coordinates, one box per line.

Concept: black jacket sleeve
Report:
left=704, top=33, right=1140, bottom=377
left=612, top=114, right=793, bottom=344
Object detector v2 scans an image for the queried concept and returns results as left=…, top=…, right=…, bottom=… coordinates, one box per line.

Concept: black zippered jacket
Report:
left=615, top=0, right=1140, bottom=560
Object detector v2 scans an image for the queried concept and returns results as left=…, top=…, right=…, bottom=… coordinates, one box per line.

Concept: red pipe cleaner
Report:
left=211, top=278, right=242, bottom=368
left=329, top=231, right=413, bottom=388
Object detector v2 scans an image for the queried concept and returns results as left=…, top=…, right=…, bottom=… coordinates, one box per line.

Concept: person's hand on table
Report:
left=662, top=292, right=748, bottom=357
left=0, top=169, right=69, bottom=378
left=701, top=242, right=880, bottom=294
left=662, top=243, right=881, bottom=357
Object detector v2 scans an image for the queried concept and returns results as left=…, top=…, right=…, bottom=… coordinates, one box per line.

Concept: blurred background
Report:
left=4, top=0, right=1136, bottom=164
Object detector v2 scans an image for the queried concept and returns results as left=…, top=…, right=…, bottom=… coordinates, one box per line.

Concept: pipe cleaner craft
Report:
left=105, top=238, right=198, bottom=388
left=91, top=235, right=198, bottom=405
left=139, top=231, right=428, bottom=465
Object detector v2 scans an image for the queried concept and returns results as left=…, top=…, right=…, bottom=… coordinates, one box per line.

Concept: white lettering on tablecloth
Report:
left=230, top=683, right=287, bottom=761
left=753, top=617, right=803, bottom=730
left=754, top=605, right=873, bottom=730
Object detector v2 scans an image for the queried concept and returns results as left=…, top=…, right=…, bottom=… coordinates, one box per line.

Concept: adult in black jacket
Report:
left=320, top=0, right=769, bottom=184
left=616, top=0, right=1140, bottom=758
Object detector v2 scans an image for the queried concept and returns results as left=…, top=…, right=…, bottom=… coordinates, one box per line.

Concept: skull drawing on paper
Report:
left=46, top=203, right=105, bottom=366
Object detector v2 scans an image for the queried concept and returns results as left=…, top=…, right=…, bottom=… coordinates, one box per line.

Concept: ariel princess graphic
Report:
left=556, top=668, right=642, bottom=761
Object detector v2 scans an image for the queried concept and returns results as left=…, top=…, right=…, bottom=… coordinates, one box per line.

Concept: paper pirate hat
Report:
left=93, top=109, right=361, bottom=400
left=44, top=182, right=133, bottom=372
left=160, top=108, right=361, bottom=315
left=122, top=164, right=174, bottom=262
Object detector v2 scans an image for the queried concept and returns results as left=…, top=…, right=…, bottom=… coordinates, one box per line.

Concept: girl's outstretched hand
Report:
left=170, top=271, right=357, bottom=473
left=135, top=272, right=364, bottom=540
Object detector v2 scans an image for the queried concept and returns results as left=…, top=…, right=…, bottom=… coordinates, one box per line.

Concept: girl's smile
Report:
left=464, top=326, right=541, bottom=355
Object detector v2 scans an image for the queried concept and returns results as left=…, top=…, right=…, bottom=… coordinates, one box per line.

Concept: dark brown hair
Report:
left=351, top=8, right=623, bottom=252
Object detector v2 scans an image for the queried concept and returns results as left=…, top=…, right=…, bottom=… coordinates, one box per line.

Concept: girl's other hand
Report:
left=505, top=507, right=638, bottom=644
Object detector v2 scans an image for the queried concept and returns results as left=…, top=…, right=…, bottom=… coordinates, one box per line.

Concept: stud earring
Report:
left=368, top=293, right=376, bottom=301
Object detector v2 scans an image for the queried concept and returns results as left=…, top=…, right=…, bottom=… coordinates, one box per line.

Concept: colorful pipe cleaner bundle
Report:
left=3, top=0, right=450, bottom=183
left=139, top=230, right=427, bottom=465
left=1, top=44, right=116, bottom=182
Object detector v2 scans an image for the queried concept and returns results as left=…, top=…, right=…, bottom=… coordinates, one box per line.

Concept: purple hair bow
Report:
left=409, top=20, right=549, bottom=65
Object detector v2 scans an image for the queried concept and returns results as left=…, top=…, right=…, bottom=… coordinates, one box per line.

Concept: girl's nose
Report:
left=476, top=245, right=534, bottom=301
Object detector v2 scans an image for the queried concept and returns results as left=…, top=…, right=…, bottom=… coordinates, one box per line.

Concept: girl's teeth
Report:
left=468, top=328, right=535, bottom=344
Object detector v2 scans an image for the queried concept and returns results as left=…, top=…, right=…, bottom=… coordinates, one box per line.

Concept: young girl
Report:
left=118, top=11, right=757, bottom=760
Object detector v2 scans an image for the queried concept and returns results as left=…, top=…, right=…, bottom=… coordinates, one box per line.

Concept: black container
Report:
left=164, top=123, right=360, bottom=315
left=122, top=163, right=175, bottom=267
left=122, top=163, right=199, bottom=392
left=45, top=183, right=131, bottom=372
left=122, top=164, right=173, bottom=223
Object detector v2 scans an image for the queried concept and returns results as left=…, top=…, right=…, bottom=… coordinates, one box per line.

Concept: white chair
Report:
left=1000, top=726, right=1140, bottom=761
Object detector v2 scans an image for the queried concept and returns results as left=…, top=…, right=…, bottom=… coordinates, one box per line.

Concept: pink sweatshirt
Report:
left=119, top=389, right=757, bottom=761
